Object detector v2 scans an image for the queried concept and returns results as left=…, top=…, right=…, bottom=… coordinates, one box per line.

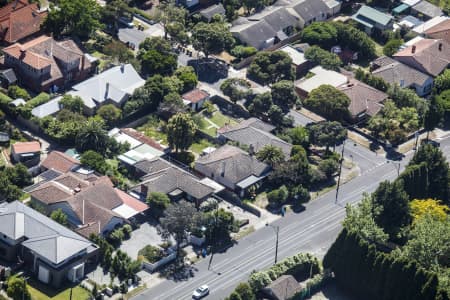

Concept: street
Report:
left=133, top=135, right=450, bottom=300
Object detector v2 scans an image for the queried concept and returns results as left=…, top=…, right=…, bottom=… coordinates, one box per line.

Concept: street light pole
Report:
left=335, top=139, right=346, bottom=204
left=266, top=223, right=279, bottom=264
left=208, top=200, right=219, bottom=270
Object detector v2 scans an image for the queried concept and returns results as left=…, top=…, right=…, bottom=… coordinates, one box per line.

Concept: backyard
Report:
left=196, top=110, right=238, bottom=137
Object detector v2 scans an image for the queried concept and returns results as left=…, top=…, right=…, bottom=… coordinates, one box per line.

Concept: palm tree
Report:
left=76, top=118, right=109, bottom=154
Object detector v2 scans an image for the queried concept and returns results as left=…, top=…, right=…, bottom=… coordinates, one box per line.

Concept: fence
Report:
left=217, top=190, right=262, bottom=217
left=141, top=252, right=177, bottom=273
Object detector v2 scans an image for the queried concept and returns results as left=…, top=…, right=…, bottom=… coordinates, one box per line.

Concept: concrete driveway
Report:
left=120, top=221, right=164, bottom=259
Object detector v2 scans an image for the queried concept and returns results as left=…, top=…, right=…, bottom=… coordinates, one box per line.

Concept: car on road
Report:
left=192, top=285, right=209, bottom=299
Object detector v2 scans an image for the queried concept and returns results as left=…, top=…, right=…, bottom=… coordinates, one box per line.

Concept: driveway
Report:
left=118, top=27, right=150, bottom=49
left=120, top=221, right=164, bottom=259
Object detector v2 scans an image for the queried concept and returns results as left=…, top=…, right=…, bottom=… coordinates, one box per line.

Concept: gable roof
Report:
left=195, top=145, right=271, bottom=185
left=262, top=275, right=302, bottom=300
left=412, top=0, right=442, bottom=18
left=425, top=18, right=450, bottom=34
left=352, top=5, right=393, bottom=28
left=200, top=4, right=226, bottom=20
left=31, top=96, right=61, bottom=118
left=393, top=38, right=450, bottom=76
left=132, top=158, right=215, bottom=200
left=371, top=56, right=431, bottom=87
left=289, top=0, right=329, bottom=22
left=338, top=79, right=388, bottom=118
left=71, top=64, right=145, bottom=107
left=182, top=89, right=209, bottom=104
left=413, top=15, right=449, bottom=34
left=0, top=0, right=47, bottom=43
left=219, top=118, right=292, bottom=158
left=12, top=141, right=40, bottom=154
left=120, top=128, right=167, bottom=151
left=41, top=151, right=80, bottom=173
left=0, top=201, right=94, bottom=265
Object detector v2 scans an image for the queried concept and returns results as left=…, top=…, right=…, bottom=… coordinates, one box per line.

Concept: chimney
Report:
left=120, top=63, right=125, bottom=73
left=220, top=161, right=226, bottom=177
left=438, top=43, right=442, bottom=51
left=105, top=82, right=109, bottom=99
left=411, top=45, right=416, bottom=54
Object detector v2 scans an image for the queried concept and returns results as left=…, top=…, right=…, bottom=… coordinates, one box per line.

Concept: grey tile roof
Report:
left=0, top=201, right=94, bottom=265
left=219, top=119, right=292, bottom=158
left=412, top=1, right=442, bottom=18
left=372, top=56, right=430, bottom=87
left=200, top=4, right=226, bottom=20
left=31, top=96, right=62, bottom=119
left=132, top=158, right=215, bottom=200
left=195, top=145, right=271, bottom=185
left=0, top=68, right=17, bottom=84
left=71, top=64, right=145, bottom=108
left=290, top=0, right=329, bottom=23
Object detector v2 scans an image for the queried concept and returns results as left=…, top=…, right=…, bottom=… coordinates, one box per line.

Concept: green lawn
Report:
left=27, top=280, right=90, bottom=300
left=197, top=111, right=238, bottom=137
left=137, top=118, right=168, bottom=145
left=189, top=138, right=214, bottom=154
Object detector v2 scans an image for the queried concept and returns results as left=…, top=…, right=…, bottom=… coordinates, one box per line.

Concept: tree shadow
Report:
left=158, top=259, right=199, bottom=282
left=187, top=58, right=229, bottom=83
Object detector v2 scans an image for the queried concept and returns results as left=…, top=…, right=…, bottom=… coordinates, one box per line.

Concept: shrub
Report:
left=8, top=85, right=30, bottom=100
left=138, top=245, right=165, bottom=263
left=122, top=224, right=133, bottom=238
left=7, top=276, right=30, bottom=300
left=231, top=45, right=257, bottom=58
left=267, top=185, right=289, bottom=207
left=26, top=92, right=51, bottom=108
left=109, top=228, right=125, bottom=243
left=291, top=185, right=310, bottom=203
left=248, top=271, right=272, bottom=292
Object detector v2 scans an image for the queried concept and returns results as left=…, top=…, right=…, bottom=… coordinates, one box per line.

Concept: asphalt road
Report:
left=133, top=135, right=450, bottom=300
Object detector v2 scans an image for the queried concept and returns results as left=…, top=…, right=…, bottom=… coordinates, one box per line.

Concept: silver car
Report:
left=192, top=285, right=209, bottom=299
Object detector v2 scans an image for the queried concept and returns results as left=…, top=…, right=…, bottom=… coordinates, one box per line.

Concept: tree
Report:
left=234, top=283, right=255, bottom=300
left=372, top=180, right=411, bottom=241
left=387, top=84, right=427, bottom=116
left=7, top=276, right=30, bottom=300
left=203, top=208, right=235, bottom=244
left=285, top=127, right=310, bottom=149
left=271, top=80, right=298, bottom=111
left=167, top=113, right=197, bottom=153
left=220, top=78, right=252, bottom=103
left=267, top=105, right=285, bottom=126
left=50, top=209, right=69, bottom=226
left=270, top=150, right=311, bottom=188
left=156, top=1, right=188, bottom=42
left=97, top=104, right=122, bottom=126
left=159, top=200, right=200, bottom=254
left=75, top=118, right=109, bottom=154
left=242, top=0, right=265, bottom=15
left=304, top=46, right=342, bottom=71
left=383, top=39, right=403, bottom=57
left=138, top=37, right=177, bottom=76
left=191, top=22, right=234, bottom=58
left=247, top=51, right=294, bottom=85
left=8, top=85, right=30, bottom=100
left=318, top=158, right=339, bottom=179
left=267, top=185, right=289, bottom=207
left=423, top=96, right=443, bottom=139
left=103, top=40, right=135, bottom=63
left=355, top=68, right=389, bottom=92
left=436, top=89, right=450, bottom=123
left=5, top=164, right=32, bottom=187
left=304, top=85, right=350, bottom=122
left=59, top=94, right=84, bottom=114
left=331, top=22, right=376, bottom=59
left=301, top=22, right=338, bottom=49
left=434, top=69, right=450, bottom=94
left=80, top=150, right=107, bottom=173
left=158, top=92, right=185, bottom=116
left=410, top=199, right=449, bottom=222
left=147, top=192, right=171, bottom=218
left=256, top=145, right=285, bottom=167
left=43, top=0, right=102, bottom=39
left=228, top=292, right=242, bottom=300
left=174, top=66, right=198, bottom=93
left=307, top=121, right=347, bottom=152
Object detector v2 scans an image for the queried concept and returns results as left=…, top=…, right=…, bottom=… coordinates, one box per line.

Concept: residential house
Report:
left=130, top=157, right=217, bottom=205
left=28, top=172, right=148, bottom=238
left=195, top=145, right=271, bottom=197
left=218, top=118, right=293, bottom=158
left=351, top=5, right=394, bottom=34
left=40, top=151, right=81, bottom=174
left=0, top=201, right=98, bottom=287
left=11, top=141, right=40, bottom=166
left=338, top=79, right=388, bottom=123
left=294, top=66, right=348, bottom=98
left=199, top=4, right=226, bottom=22
left=230, top=0, right=339, bottom=50
left=69, top=64, right=145, bottom=115
left=279, top=45, right=313, bottom=78
left=109, top=127, right=167, bottom=168
left=2, top=35, right=92, bottom=92
left=371, top=56, right=433, bottom=96
left=31, top=96, right=62, bottom=119
left=182, top=88, right=210, bottom=111
left=0, top=0, right=47, bottom=45
left=412, top=15, right=449, bottom=35
left=0, top=68, right=17, bottom=87
left=393, top=38, right=450, bottom=77
left=424, top=18, right=450, bottom=44
left=411, top=0, right=442, bottom=20
left=262, top=275, right=303, bottom=300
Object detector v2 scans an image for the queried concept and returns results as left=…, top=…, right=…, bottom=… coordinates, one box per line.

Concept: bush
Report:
left=231, top=45, right=257, bottom=58
left=170, top=151, right=195, bottom=165
left=109, top=228, right=125, bottom=243
left=291, top=185, right=310, bottom=203
left=267, top=185, right=289, bottom=207
left=8, top=85, right=30, bottom=100
left=122, top=224, right=133, bottom=238
left=7, top=276, right=30, bottom=300
left=138, top=245, right=165, bottom=263
left=26, top=92, right=51, bottom=108
left=304, top=46, right=342, bottom=71
left=248, top=271, right=272, bottom=292
left=318, top=158, right=339, bottom=179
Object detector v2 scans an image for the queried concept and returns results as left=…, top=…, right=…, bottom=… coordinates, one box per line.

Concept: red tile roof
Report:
left=115, top=188, right=148, bottom=213
left=0, top=1, right=47, bottom=43
left=182, top=88, right=209, bottom=104
left=12, top=141, right=40, bottom=154
left=121, top=128, right=166, bottom=151
left=41, top=151, right=80, bottom=173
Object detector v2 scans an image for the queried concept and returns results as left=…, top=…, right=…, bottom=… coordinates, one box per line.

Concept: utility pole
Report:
left=335, top=139, right=346, bottom=204
left=208, top=200, right=219, bottom=270
left=266, top=223, right=279, bottom=264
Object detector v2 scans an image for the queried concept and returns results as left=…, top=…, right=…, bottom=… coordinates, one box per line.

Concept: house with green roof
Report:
left=352, top=5, right=394, bottom=34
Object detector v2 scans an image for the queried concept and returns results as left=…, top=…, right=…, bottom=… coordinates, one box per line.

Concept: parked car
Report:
left=192, top=285, right=209, bottom=299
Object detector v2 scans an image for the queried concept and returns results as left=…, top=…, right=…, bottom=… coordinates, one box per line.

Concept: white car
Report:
left=192, top=285, right=209, bottom=299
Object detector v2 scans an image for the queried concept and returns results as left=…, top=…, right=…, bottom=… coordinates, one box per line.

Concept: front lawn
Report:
left=27, top=279, right=90, bottom=300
